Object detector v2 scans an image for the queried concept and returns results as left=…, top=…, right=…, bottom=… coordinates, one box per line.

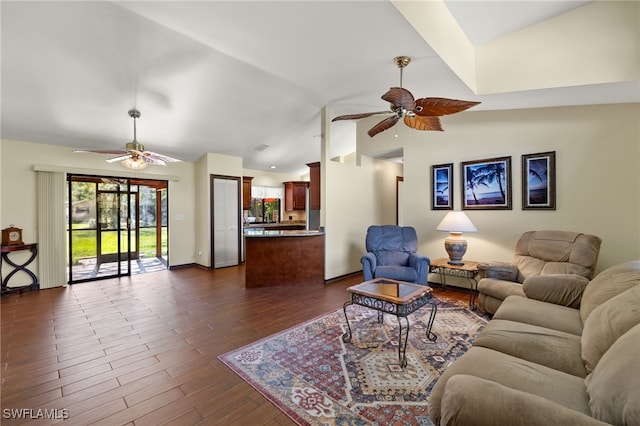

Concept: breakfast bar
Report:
left=244, top=229, right=325, bottom=288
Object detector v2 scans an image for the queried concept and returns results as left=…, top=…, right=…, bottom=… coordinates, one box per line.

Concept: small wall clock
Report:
left=2, top=226, right=23, bottom=246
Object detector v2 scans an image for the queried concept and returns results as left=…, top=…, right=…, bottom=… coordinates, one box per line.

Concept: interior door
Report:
left=212, top=176, right=240, bottom=268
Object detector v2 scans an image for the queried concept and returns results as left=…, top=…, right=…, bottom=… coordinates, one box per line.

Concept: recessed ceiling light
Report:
left=270, top=165, right=277, bottom=169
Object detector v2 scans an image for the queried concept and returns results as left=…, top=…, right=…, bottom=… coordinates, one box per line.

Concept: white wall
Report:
left=355, top=103, right=640, bottom=274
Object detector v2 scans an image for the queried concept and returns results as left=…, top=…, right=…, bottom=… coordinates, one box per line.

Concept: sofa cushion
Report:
left=493, top=295, right=583, bottom=335
left=374, top=265, right=417, bottom=282
left=376, top=250, right=409, bottom=266
left=366, top=225, right=418, bottom=253
left=477, top=278, right=525, bottom=300
left=440, top=375, right=608, bottom=426
left=429, top=346, right=591, bottom=425
left=473, top=319, right=586, bottom=377
left=513, top=231, right=601, bottom=281
left=581, top=284, right=640, bottom=373
left=580, top=260, right=640, bottom=324
left=522, top=274, right=590, bottom=307
left=585, top=324, right=640, bottom=425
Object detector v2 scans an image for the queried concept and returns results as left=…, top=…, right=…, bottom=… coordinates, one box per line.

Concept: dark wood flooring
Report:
left=1, top=265, right=477, bottom=425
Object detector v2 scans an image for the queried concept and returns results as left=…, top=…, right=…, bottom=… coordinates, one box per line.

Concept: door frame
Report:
left=67, top=174, right=169, bottom=283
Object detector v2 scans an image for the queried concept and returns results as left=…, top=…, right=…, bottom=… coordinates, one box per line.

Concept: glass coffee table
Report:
left=342, top=278, right=437, bottom=368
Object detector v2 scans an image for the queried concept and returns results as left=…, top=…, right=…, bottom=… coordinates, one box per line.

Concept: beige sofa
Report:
left=477, top=230, right=602, bottom=314
left=429, top=260, right=640, bottom=426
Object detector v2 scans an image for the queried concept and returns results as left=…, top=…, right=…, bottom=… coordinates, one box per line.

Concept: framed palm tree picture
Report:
left=431, top=163, right=453, bottom=210
left=522, top=151, right=556, bottom=210
left=462, top=156, right=512, bottom=210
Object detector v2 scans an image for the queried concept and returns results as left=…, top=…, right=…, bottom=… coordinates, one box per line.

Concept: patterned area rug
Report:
left=219, top=299, right=487, bottom=425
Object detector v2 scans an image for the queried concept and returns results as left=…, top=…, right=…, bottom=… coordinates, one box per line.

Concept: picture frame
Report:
left=431, top=163, right=453, bottom=210
left=522, top=151, right=556, bottom=210
left=462, top=156, right=512, bottom=210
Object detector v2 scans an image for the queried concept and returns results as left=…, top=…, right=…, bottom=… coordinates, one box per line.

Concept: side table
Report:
left=429, top=257, right=480, bottom=310
left=1, top=243, right=39, bottom=295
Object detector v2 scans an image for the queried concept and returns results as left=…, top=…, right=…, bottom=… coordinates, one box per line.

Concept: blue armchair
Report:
left=361, top=225, right=430, bottom=285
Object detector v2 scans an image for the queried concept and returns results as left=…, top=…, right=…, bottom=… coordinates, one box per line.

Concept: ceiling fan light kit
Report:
left=74, top=108, right=181, bottom=169
left=332, top=56, right=480, bottom=137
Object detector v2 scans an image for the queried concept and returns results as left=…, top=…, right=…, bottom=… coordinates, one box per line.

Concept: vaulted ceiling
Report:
left=2, top=1, right=638, bottom=175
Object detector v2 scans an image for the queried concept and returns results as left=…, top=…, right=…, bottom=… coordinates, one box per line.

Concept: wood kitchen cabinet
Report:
left=242, top=176, right=253, bottom=210
left=307, top=162, right=320, bottom=210
left=284, top=181, right=308, bottom=211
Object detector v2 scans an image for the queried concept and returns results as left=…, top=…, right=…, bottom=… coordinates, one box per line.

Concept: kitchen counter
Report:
left=244, top=223, right=306, bottom=231
left=244, top=229, right=323, bottom=237
left=244, top=230, right=324, bottom=288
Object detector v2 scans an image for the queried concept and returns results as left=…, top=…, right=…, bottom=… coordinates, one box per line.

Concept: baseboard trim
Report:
left=169, top=263, right=211, bottom=271
left=325, top=270, right=362, bottom=285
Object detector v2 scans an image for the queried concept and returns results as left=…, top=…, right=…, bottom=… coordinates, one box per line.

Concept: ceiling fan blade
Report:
left=403, top=115, right=444, bottom=132
left=381, top=87, right=416, bottom=110
left=332, top=111, right=392, bottom=122
left=106, top=154, right=133, bottom=163
left=74, top=149, right=128, bottom=155
left=144, top=151, right=181, bottom=164
left=368, top=115, right=399, bottom=137
left=414, top=98, right=481, bottom=116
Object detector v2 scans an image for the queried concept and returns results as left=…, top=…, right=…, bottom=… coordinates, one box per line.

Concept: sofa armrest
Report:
left=439, top=375, right=608, bottom=426
left=360, top=252, right=377, bottom=281
left=522, top=274, right=590, bottom=308
left=477, top=262, right=518, bottom=281
left=408, top=254, right=430, bottom=285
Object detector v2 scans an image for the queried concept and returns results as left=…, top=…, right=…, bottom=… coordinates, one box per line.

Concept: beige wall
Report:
left=194, top=152, right=243, bottom=267
left=3, top=102, right=638, bottom=285
left=323, top=155, right=401, bottom=279
left=0, top=139, right=196, bottom=274
left=355, top=103, right=640, bottom=275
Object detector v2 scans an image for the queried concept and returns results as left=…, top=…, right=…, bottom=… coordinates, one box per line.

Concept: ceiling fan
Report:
left=332, top=56, right=481, bottom=137
left=74, top=109, right=181, bottom=170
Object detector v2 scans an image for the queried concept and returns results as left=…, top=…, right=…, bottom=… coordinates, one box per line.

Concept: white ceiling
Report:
left=1, top=1, right=637, bottom=176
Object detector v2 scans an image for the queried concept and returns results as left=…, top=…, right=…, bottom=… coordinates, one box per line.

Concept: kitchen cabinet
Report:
left=284, top=181, right=308, bottom=211
left=242, top=176, right=253, bottom=210
left=307, top=162, right=320, bottom=210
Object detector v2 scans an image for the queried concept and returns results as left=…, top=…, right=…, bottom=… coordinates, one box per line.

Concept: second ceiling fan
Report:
left=332, top=56, right=481, bottom=137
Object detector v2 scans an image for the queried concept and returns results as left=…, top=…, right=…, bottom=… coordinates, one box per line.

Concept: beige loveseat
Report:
left=477, top=230, right=602, bottom=314
left=429, top=260, right=640, bottom=425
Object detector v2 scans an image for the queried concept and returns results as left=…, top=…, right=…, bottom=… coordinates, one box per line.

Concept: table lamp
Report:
left=436, top=211, right=477, bottom=265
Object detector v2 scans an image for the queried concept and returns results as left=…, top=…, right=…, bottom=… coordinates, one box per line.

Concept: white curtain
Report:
left=36, top=171, right=67, bottom=288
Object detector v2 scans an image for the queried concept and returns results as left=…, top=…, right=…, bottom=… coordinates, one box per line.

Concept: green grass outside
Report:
left=70, top=227, right=167, bottom=264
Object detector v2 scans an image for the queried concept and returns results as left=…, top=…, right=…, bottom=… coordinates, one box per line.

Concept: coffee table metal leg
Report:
left=397, top=315, right=410, bottom=368
left=425, top=301, right=438, bottom=342
left=342, top=301, right=353, bottom=343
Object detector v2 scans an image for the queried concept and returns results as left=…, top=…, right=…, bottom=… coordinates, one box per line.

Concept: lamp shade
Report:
left=436, top=211, right=477, bottom=233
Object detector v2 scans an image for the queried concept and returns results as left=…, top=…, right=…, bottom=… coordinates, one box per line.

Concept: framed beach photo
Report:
left=431, top=163, right=453, bottom=210
left=522, top=151, right=556, bottom=210
left=462, top=156, right=512, bottom=210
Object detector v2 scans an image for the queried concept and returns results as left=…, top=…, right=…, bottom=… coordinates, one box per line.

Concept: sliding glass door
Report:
left=67, top=175, right=168, bottom=283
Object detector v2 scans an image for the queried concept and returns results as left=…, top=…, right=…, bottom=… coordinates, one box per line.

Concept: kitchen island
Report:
left=244, top=229, right=325, bottom=288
